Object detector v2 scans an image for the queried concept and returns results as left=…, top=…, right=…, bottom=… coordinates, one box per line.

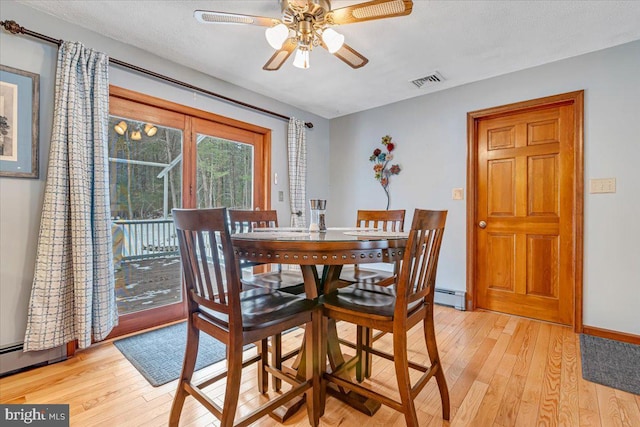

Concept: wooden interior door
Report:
left=469, top=92, right=583, bottom=326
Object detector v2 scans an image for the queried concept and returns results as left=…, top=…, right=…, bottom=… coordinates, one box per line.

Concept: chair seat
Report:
left=339, top=266, right=395, bottom=284
left=323, top=283, right=424, bottom=322
left=241, top=270, right=305, bottom=293
left=324, top=284, right=396, bottom=322
left=201, top=287, right=316, bottom=330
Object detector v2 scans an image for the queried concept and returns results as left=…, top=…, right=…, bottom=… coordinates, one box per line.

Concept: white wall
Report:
left=0, top=1, right=330, bottom=347
left=330, top=40, right=640, bottom=335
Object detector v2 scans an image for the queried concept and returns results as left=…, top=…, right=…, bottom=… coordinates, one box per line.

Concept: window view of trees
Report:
left=108, top=117, right=254, bottom=219
left=196, top=135, right=253, bottom=210
left=108, top=117, right=182, bottom=220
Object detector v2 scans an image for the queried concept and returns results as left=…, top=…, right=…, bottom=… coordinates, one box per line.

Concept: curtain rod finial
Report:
left=1, top=20, right=25, bottom=35
left=305, top=122, right=313, bottom=129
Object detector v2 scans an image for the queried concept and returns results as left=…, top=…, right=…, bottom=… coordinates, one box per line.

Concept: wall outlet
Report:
left=590, top=178, right=616, bottom=194
left=452, top=188, right=464, bottom=200
left=278, top=191, right=284, bottom=202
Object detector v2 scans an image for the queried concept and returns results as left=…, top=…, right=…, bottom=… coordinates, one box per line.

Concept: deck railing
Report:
left=112, top=218, right=179, bottom=261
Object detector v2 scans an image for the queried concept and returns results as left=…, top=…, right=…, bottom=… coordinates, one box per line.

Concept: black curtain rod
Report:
left=1, top=20, right=313, bottom=129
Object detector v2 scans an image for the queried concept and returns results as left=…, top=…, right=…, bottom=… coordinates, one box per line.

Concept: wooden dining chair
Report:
left=339, top=209, right=405, bottom=286
left=228, top=209, right=305, bottom=294
left=338, top=209, right=405, bottom=378
left=321, top=209, right=450, bottom=427
left=228, top=209, right=307, bottom=391
left=169, top=208, right=321, bottom=427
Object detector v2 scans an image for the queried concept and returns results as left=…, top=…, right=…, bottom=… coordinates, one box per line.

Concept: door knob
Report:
left=478, top=221, right=487, bottom=229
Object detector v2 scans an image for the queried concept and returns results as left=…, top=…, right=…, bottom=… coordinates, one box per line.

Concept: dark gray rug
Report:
left=114, top=322, right=231, bottom=387
left=580, top=334, right=640, bottom=395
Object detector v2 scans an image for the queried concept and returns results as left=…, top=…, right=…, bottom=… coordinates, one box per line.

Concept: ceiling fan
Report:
left=195, top=0, right=413, bottom=71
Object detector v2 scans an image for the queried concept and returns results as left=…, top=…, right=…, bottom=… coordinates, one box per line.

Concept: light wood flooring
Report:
left=1, top=306, right=638, bottom=426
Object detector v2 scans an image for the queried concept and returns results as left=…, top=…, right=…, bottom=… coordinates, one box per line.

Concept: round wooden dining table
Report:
left=231, top=229, right=408, bottom=419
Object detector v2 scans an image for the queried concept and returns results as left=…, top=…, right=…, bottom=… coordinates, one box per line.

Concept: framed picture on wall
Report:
left=0, top=64, right=39, bottom=178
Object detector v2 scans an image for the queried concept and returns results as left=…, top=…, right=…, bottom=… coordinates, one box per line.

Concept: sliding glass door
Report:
left=107, top=88, right=271, bottom=337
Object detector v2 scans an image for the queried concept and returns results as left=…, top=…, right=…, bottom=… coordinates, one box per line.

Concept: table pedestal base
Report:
left=326, top=384, right=381, bottom=416
left=269, top=395, right=306, bottom=422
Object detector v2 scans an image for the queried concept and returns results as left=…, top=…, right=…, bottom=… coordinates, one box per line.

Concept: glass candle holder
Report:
left=309, top=199, right=327, bottom=232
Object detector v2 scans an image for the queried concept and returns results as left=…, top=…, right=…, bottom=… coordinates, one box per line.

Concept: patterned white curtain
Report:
left=288, top=118, right=307, bottom=227
left=24, top=41, right=116, bottom=351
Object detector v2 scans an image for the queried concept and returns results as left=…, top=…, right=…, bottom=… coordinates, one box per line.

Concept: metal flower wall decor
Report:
left=369, top=135, right=401, bottom=210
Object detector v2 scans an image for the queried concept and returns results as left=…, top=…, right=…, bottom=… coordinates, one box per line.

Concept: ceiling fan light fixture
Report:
left=265, top=23, right=289, bottom=50
left=144, top=123, right=158, bottom=137
left=130, top=130, right=142, bottom=141
left=293, top=48, right=310, bottom=69
left=114, top=121, right=127, bottom=135
left=322, top=28, right=344, bottom=53
left=194, top=1, right=415, bottom=71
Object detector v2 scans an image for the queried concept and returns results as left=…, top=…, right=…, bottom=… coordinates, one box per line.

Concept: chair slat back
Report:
left=356, top=209, right=405, bottom=232
left=229, top=209, right=278, bottom=233
left=173, top=208, right=241, bottom=320
left=395, top=210, right=447, bottom=315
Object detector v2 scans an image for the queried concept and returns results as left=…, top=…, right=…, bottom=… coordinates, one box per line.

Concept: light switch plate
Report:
left=590, top=178, right=616, bottom=194
left=278, top=191, right=284, bottom=202
left=452, top=188, right=464, bottom=200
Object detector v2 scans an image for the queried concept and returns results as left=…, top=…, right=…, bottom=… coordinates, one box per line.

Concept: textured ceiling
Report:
left=15, top=1, right=640, bottom=119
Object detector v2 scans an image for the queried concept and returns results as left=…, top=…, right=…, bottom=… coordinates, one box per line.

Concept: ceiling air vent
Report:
left=410, top=71, right=445, bottom=89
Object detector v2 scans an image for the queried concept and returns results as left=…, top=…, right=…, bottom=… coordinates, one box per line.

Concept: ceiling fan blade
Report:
left=263, top=39, right=298, bottom=71
left=328, top=0, right=413, bottom=25
left=328, top=43, right=369, bottom=69
left=194, top=10, right=279, bottom=27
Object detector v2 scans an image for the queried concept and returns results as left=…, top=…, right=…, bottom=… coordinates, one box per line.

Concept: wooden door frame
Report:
left=466, top=91, right=584, bottom=332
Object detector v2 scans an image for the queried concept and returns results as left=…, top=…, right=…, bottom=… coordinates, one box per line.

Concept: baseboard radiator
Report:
left=0, top=343, right=66, bottom=376
left=434, top=288, right=466, bottom=311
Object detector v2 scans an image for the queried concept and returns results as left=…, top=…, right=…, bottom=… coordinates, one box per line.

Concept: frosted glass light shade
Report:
left=322, top=28, right=344, bottom=53
left=293, top=48, right=310, bottom=69
left=114, top=121, right=127, bottom=135
left=265, top=24, right=289, bottom=50
left=130, top=130, right=142, bottom=141
left=144, top=123, right=157, bottom=137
